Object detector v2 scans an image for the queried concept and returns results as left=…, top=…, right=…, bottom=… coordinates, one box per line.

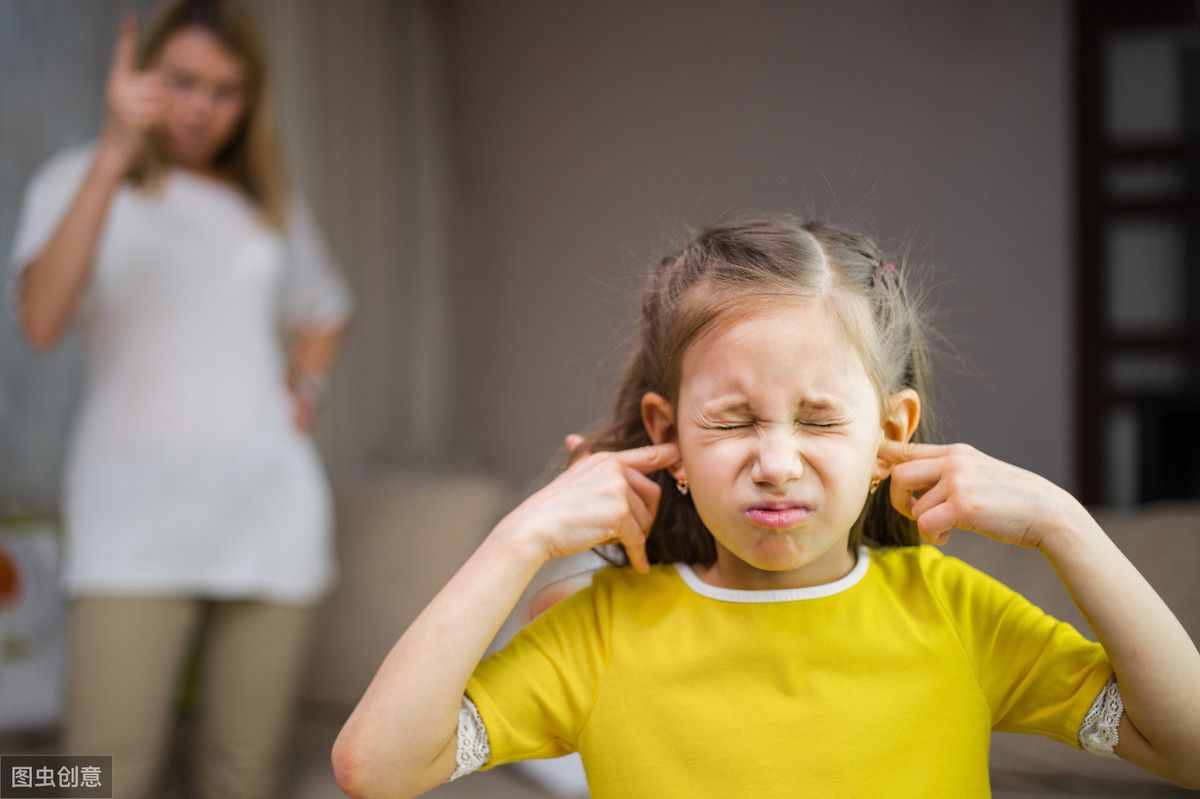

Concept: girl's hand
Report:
left=878, top=439, right=1080, bottom=550
left=502, top=439, right=679, bottom=574
left=100, top=15, right=165, bottom=167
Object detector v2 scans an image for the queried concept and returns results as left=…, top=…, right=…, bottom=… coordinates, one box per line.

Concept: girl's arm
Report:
left=331, top=518, right=549, bottom=799
left=331, top=442, right=674, bottom=799
left=1039, top=504, right=1200, bottom=788
left=18, top=140, right=131, bottom=350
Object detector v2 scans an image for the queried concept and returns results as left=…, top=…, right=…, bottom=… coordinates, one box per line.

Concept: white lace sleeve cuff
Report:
left=1078, top=673, right=1122, bottom=758
left=449, top=694, right=491, bottom=781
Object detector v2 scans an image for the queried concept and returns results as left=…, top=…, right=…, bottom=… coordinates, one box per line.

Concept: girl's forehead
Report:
left=679, top=301, right=870, bottom=409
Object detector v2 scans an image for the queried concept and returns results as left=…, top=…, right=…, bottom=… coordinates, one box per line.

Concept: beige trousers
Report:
left=63, top=595, right=317, bottom=799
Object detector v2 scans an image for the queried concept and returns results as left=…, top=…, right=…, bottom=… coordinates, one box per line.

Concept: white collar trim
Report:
left=673, top=545, right=870, bottom=603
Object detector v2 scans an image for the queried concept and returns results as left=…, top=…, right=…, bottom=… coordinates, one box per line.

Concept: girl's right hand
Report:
left=101, top=15, right=165, bottom=167
left=501, top=440, right=679, bottom=574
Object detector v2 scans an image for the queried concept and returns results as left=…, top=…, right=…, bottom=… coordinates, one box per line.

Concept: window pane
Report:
left=1105, top=220, right=1186, bottom=330
left=1105, top=164, right=1185, bottom=200
left=1108, top=353, right=1190, bottom=392
left=1105, top=404, right=1140, bottom=509
left=1105, top=28, right=1184, bottom=140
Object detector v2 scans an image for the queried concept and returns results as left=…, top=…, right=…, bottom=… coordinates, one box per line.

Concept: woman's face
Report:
left=644, top=297, right=916, bottom=588
left=153, top=26, right=248, bottom=169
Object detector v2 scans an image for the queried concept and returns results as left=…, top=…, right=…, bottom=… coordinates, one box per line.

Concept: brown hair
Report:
left=563, top=213, right=944, bottom=568
left=129, top=0, right=290, bottom=229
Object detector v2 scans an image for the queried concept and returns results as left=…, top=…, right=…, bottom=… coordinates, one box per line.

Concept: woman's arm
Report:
left=18, top=141, right=131, bottom=350
left=331, top=518, right=549, bottom=799
left=1039, top=502, right=1200, bottom=788
left=20, top=16, right=160, bottom=350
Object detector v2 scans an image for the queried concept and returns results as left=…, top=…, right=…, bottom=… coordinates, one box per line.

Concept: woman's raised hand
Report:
left=101, top=14, right=165, bottom=165
left=500, top=438, right=679, bottom=574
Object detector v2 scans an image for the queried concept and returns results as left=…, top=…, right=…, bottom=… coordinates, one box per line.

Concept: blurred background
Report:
left=1, top=1, right=1198, bottom=797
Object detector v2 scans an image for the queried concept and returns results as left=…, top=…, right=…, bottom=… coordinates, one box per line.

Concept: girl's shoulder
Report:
left=578, top=561, right=685, bottom=605
left=868, top=543, right=1026, bottom=613
left=868, top=543, right=997, bottom=593
left=869, top=541, right=963, bottom=571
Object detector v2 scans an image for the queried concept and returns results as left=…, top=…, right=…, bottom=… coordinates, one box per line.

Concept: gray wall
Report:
left=442, top=0, right=1075, bottom=493
left=3, top=0, right=1079, bottom=511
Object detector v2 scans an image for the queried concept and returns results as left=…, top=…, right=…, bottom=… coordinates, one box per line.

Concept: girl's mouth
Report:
left=745, top=506, right=813, bottom=529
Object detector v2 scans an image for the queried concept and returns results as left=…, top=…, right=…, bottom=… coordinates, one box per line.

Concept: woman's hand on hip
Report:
left=289, top=387, right=316, bottom=434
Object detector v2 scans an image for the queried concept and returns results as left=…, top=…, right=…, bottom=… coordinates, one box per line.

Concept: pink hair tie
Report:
left=883, top=260, right=897, bottom=274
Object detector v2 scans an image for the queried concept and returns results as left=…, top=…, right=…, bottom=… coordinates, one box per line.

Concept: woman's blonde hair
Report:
left=566, top=214, right=944, bottom=568
left=129, top=0, right=289, bottom=229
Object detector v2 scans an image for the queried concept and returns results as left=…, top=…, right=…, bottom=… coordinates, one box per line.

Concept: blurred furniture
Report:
left=0, top=518, right=66, bottom=733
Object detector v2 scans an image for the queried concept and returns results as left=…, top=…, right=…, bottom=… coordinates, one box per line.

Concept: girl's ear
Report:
left=641, top=391, right=685, bottom=480
left=874, top=388, right=921, bottom=480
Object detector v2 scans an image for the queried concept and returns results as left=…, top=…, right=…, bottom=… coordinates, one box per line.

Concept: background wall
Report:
left=442, top=0, right=1074, bottom=495
left=2, top=0, right=1076, bottom=509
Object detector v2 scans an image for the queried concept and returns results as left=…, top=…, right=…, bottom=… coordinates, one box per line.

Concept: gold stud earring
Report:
left=675, top=476, right=689, bottom=495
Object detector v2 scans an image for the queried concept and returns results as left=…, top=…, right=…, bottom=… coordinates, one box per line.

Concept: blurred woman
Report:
left=8, top=1, right=354, bottom=796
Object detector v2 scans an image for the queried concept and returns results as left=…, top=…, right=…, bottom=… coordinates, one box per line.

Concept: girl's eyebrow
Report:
left=702, top=396, right=844, bottom=415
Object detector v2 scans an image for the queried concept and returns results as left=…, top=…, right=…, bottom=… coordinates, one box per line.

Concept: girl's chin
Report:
left=730, top=531, right=808, bottom=568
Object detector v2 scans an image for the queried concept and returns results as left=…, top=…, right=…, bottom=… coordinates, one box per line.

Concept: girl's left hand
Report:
left=878, top=439, right=1080, bottom=550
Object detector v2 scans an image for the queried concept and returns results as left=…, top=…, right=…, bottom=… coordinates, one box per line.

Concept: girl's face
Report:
left=643, top=297, right=918, bottom=590
left=153, top=26, right=248, bottom=170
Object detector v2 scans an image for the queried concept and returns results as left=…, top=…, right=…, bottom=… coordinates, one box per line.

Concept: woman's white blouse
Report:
left=8, top=143, right=354, bottom=603
left=448, top=660, right=1125, bottom=780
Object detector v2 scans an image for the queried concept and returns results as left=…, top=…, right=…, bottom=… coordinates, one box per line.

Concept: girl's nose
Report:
left=750, top=428, right=803, bottom=488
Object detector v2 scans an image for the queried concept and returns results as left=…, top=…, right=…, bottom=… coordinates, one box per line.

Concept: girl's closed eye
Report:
left=698, top=419, right=845, bottom=431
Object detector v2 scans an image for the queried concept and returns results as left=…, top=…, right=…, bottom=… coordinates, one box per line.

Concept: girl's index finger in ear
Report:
left=877, top=438, right=946, bottom=463
left=616, top=441, right=680, bottom=473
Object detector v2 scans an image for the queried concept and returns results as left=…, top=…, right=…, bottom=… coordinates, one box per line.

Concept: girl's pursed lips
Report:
left=745, top=505, right=813, bottom=529
left=745, top=500, right=813, bottom=511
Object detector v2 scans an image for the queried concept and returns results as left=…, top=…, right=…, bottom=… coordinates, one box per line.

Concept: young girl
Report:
left=332, top=217, right=1200, bottom=797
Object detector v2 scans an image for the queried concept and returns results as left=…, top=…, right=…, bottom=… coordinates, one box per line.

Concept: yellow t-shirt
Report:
left=465, top=543, right=1114, bottom=798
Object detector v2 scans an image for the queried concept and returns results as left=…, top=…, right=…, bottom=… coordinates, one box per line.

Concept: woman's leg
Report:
left=192, top=598, right=317, bottom=799
left=63, top=594, right=202, bottom=799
